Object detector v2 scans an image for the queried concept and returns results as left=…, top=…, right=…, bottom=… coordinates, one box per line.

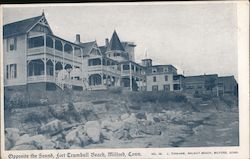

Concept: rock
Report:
left=5, top=138, right=12, bottom=150
left=113, top=129, right=131, bottom=140
left=135, top=112, right=147, bottom=120
left=101, top=120, right=121, bottom=132
left=5, top=128, right=20, bottom=149
left=153, top=117, right=161, bottom=123
left=123, top=113, right=137, bottom=123
left=54, top=141, right=70, bottom=149
left=101, top=129, right=112, bottom=140
left=84, top=121, right=101, bottom=143
left=39, top=119, right=63, bottom=136
left=120, top=113, right=130, bottom=120
left=65, top=125, right=90, bottom=147
left=11, top=144, right=38, bottom=150
left=15, top=134, right=55, bottom=150
left=138, top=121, right=161, bottom=135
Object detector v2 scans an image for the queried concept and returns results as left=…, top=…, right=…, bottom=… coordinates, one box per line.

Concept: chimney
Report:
left=75, top=34, right=81, bottom=44
left=105, top=38, right=109, bottom=47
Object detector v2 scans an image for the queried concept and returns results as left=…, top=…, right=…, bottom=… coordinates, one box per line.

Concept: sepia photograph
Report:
left=1, top=2, right=249, bottom=159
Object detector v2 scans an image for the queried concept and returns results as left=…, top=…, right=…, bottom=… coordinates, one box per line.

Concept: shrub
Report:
left=129, top=91, right=187, bottom=103
left=5, top=92, right=29, bottom=109
left=24, top=112, right=49, bottom=124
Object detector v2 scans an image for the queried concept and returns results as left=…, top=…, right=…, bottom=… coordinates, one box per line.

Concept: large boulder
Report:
left=39, top=119, right=64, bottom=136
left=84, top=121, right=101, bottom=143
left=65, top=125, right=90, bottom=147
left=5, top=128, right=20, bottom=149
left=13, top=134, right=55, bottom=150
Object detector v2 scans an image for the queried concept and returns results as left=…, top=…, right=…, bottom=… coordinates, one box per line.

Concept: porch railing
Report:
left=27, top=47, right=81, bottom=63
left=27, top=75, right=55, bottom=83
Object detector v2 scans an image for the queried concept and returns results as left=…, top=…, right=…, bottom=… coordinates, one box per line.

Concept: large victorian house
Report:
left=3, top=13, right=146, bottom=92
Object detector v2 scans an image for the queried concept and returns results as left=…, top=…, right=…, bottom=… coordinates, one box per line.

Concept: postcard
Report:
left=1, top=1, right=249, bottom=159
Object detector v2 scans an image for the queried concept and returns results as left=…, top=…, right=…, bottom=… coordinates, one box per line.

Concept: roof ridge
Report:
left=4, top=14, right=43, bottom=26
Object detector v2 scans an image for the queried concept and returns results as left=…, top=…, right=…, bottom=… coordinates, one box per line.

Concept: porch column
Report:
left=62, top=42, right=65, bottom=85
left=101, top=57, right=103, bottom=84
left=44, top=34, right=46, bottom=81
left=72, top=46, right=75, bottom=68
left=129, top=62, right=132, bottom=91
left=53, top=39, right=56, bottom=79
left=101, top=73, right=104, bottom=85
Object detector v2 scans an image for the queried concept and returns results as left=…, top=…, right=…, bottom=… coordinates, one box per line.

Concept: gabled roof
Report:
left=79, top=41, right=96, bottom=55
left=107, top=30, right=125, bottom=51
left=99, top=46, right=107, bottom=54
left=3, top=15, right=44, bottom=38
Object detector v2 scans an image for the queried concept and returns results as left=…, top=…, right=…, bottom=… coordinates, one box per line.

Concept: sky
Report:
left=3, top=3, right=238, bottom=79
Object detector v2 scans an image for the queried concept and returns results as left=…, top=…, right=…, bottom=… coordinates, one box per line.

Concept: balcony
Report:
left=87, top=65, right=121, bottom=75
left=27, top=46, right=81, bottom=63
left=121, top=70, right=144, bottom=78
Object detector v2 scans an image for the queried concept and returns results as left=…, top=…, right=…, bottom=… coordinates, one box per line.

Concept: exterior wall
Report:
left=146, top=74, right=174, bottom=91
left=106, top=51, right=129, bottom=62
left=218, top=76, right=238, bottom=96
left=4, top=34, right=27, bottom=86
left=123, top=42, right=135, bottom=62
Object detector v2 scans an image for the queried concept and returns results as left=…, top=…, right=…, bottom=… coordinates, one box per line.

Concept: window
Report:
left=152, top=85, right=158, bottom=91
left=153, top=76, right=156, bottom=82
left=157, top=67, right=163, bottom=73
left=164, top=67, right=168, bottom=72
left=28, top=36, right=44, bottom=48
left=6, top=64, right=17, bottom=79
left=173, top=75, right=179, bottom=80
left=164, top=84, right=170, bottom=91
left=174, top=84, right=181, bottom=90
left=7, top=37, right=17, bottom=51
left=123, top=65, right=129, bottom=70
left=165, top=75, right=168, bottom=81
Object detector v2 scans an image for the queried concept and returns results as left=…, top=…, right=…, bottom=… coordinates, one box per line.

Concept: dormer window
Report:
left=7, top=37, right=17, bottom=51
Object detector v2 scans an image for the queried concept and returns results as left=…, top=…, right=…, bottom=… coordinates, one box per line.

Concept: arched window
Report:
left=46, top=60, right=54, bottom=75
left=55, top=40, right=62, bottom=51
left=46, top=36, right=53, bottom=48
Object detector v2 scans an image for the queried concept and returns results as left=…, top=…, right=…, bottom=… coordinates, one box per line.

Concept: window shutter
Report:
left=6, top=65, right=9, bottom=79
left=14, top=64, right=17, bottom=78
left=14, top=37, right=17, bottom=50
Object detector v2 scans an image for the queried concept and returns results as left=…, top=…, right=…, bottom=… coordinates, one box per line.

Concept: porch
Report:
left=27, top=34, right=82, bottom=64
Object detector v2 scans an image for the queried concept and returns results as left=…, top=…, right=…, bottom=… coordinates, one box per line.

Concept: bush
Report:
left=5, top=92, right=29, bottom=109
left=129, top=91, right=187, bottom=103
left=24, top=112, right=49, bottom=124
